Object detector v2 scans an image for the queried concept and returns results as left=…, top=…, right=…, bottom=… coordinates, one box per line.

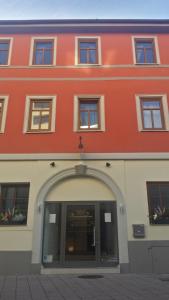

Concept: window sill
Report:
left=25, top=130, right=54, bottom=134
left=76, top=63, right=101, bottom=67
left=29, top=64, right=55, bottom=68
left=134, top=63, right=160, bottom=66
left=140, top=129, right=168, bottom=132
left=76, top=129, right=105, bottom=132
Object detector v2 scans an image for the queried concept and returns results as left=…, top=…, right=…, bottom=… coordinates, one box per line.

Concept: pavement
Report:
left=0, top=273, right=169, bottom=300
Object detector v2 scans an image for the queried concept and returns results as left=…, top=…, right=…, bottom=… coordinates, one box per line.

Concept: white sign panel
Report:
left=104, top=212, right=112, bottom=223
left=49, top=214, right=56, bottom=223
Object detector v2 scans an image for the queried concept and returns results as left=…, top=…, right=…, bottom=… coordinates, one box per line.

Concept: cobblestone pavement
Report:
left=0, top=273, right=169, bottom=300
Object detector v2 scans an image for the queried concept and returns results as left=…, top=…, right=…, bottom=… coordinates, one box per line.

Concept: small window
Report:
left=0, top=40, right=10, bottom=65
left=78, top=39, right=98, bottom=64
left=147, top=182, right=169, bottom=225
left=132, top=37, right=160, bottom=64
left=73, top=95, right=105, bottom=132
left=79, top=98, right=99, bottom=130
left=75, top=37, right=101, bottom=65
left=0, top=183, right=30, bottom=225
left=33, top=40, right=54, bottom=65
left=28, top=99, right=52, bottom=132
left=140, top=98, right=164, bottom=130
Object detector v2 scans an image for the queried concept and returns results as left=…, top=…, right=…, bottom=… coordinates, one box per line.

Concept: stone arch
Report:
left=32, top=165, right=129, bottom=268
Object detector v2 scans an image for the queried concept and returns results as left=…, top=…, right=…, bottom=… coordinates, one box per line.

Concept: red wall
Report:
left=0, top=33, right=169, bottom=153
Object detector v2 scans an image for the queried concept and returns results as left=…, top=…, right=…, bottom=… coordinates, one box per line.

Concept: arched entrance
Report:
left=32, top=165, right=129, bottom=270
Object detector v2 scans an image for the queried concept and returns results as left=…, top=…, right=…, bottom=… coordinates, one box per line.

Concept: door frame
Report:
left=42, top=200, right=119, bottom=268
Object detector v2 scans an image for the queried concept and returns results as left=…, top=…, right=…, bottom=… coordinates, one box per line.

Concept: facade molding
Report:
left=0, top=152, right=169, bottom=160
left=1, top=76, right=169, bottom=81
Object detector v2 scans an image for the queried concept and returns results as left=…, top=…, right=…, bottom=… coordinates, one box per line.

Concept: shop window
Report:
left=0, top=183, right=30, bottom=225
left=147, top=182, right=169, bottom=225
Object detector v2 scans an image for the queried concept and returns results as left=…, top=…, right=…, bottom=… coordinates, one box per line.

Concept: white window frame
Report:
left=0, top=38, right=13, bottom=66
left=132, top=36, right=160, bottom=65
left=23, top=95, right=56, bottom=133
left=135, top=94, right=169, bottom=131
left=29, top=37, right=57, bottom=66
left=73, top=95, right=105, bottom=132
left=75, top=36, right=102, bottom=66
left=0, top=96, right=8, bottom=133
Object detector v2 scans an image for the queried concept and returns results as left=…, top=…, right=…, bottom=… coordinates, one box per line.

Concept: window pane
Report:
left=80, top=111, right=88, bottom=128
left=143, top=110, right=152, bottom=128
left=44, top=50, right=52, bottom=64
left=136, top=49, right=144, bottom=63
left=89, top=50, right=96, bottom=64
left=41, top=112, right=50, bottom=129
left=80, top=42, right=96, bottom=49
left=0, top=43, right=9, bottom=50
left=31, top=111, right=40, bottom=129
left=143, top=101, right=160, bottom=109
left=90, top=111, right=98, bottom=128
left=34, top=51, right=43, bottom=64
left=33, top=101, right=50, bottom=109
left=0, top=52, right=8, bottom=64
left=146, top=49, right=155, bottom=63
left=36, top=42, right=52, bottom=49
left=80, top=102, right=97, bottom=110
left=153, top=110, right=162, bottom=128
left=80, top=49, right=87, bottom=63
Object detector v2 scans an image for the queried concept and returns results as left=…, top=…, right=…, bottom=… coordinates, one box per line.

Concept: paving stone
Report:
left=0, top=273, right=169, bottom=300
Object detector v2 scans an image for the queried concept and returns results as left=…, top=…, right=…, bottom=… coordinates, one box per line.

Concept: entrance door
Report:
left=65, top=204, right=96, bottom=262
left=42, top=201, right=118, bottom=267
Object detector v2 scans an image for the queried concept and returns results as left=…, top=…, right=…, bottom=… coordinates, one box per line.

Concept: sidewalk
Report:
left=0, top=273, right=169, bottom=300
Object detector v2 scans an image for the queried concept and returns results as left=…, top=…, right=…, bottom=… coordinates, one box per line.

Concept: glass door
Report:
left=65, top=204, right=96, bottom=261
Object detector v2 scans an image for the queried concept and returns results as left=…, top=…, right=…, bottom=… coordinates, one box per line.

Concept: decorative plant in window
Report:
left=150, top=206, right=169, bottom=224
left=0, top=184, right=29, bottom=225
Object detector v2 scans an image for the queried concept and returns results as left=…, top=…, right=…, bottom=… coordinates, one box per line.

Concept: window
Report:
left=79, top=99, right=99, bottom=130
left=24, top=96, right=56, bottom=133
left=132, top=36, right=160, bottom=64
left=135, top=95, right=169, bottom=131
left=75, top=37, right=101, bottom=65
left=0, top=96, right=8, bottom=133
left=73, top=95, right=105, bottom=132
left=0, top=183, right=29, bottom=225
left=147, top=182, right=169, bottom=225
left=28, top=99, right=52, bottom=131
left=30, top=37, right=57, bottom=66
left=140, top=98, right=164, bottom=130
left=0, top=39, right=12, bottom=66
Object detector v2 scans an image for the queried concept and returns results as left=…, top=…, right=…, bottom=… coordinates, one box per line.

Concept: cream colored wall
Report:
left=0, top=159, right=169, bottom=251
left=125, top=160, right=169, bottom=241
left=46, top=177, right=115, bottom=202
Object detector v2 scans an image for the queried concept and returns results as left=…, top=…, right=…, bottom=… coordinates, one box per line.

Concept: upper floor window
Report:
left=0, top=38, right=12, bottom=66
left=73, top=95, right=105, bottom=132
left=135, top=95, right=169, bottom=131
left=30, top=37, right=57, bottom=66
left=0, top=96, right=8, bottom=133
left=141, top=98, right=164, bottom=130
left=132, top=36, right=160, bottom=64
left=147, top=182, right=169, bottom=225
left=0, top=183, right=30, bottom=225
left=23, top=96, right=56, bottom=133
left=75, top=37, right=101, bottom=65
left=79, top=98, right=99, bottom=130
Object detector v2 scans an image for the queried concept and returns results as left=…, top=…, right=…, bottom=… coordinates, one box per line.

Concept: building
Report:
left=0, top=19, right=169, bottom=275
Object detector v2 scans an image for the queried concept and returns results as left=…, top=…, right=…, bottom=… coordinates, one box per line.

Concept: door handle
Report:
left=91, top=226, right=95, bottom=247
